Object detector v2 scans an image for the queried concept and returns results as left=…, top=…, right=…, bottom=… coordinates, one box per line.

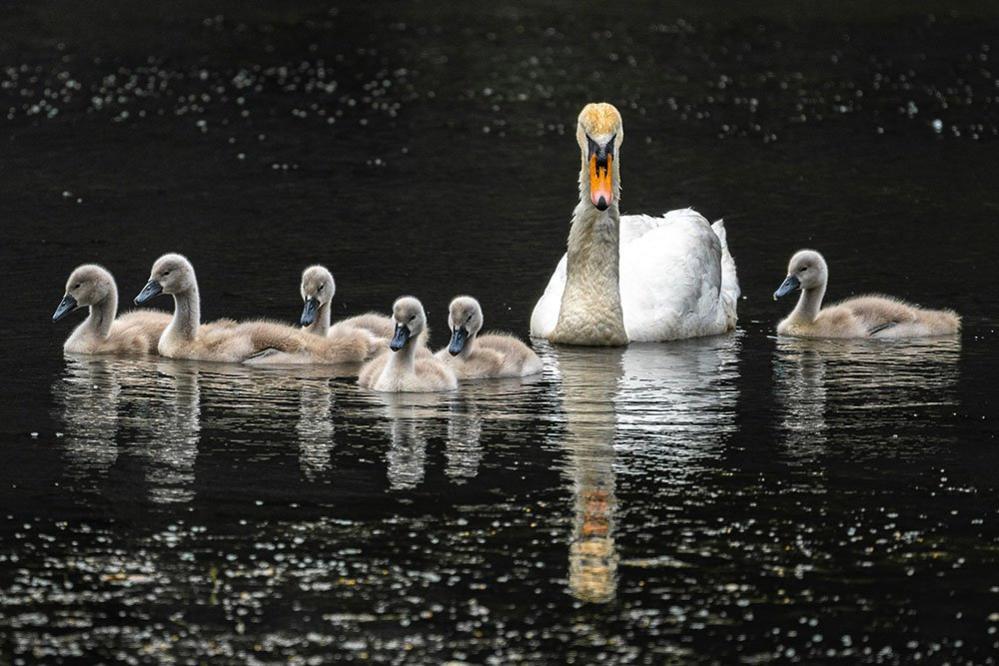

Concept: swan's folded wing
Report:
left=620, top=213, right=725, bottom=341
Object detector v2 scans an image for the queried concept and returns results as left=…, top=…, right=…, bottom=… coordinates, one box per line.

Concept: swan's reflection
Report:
left=296, top=379, right=335, bottom=481
left=143, top=361, right=201, bottom=504
left=52, top=356, right=123, bottom=485
left=541, top=334, right=741, bottom=604
left=773, top=336, right=961, bottom=461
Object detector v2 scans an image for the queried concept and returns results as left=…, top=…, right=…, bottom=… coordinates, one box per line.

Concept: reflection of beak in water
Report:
left=547, top=344, right=623, bottom=605
left=539, top=335, right=742, bottom=605
left=52, top=357, right=122, bottom=486
left=144, top=361, right=201, bottom=504
left=773, top=336, right=962, bottom=463
left=296, top=380, right=335, bottom=481
left=445, top=399, right=483, bottom=482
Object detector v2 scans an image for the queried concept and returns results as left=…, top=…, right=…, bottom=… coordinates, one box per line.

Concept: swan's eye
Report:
left=409, top=315, right=416, bottom=322
left=73, top=283, right=81, bottom=290
left=163, top=270, right=171, bottom=277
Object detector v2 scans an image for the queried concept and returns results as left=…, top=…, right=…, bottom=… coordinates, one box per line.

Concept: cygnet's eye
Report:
left=317, top=284, right=324, bottom=292
left=163, top=270, right=172, bottom=277
left=73, top=283, right=81, bottom=290
left=409, top=315, right=416, bottom=322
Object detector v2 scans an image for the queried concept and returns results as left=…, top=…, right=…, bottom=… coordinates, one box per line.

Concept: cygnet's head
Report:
left=53, top=264, right=116, bottom=322
left=389, top=296, right=427, bottom=352
left=299, top=265, right=335, bottom=326
left=134, top=253, right=196, bottom=305
left=774, top=249, right=829, bottom=300
left=446, top=295, right=484, bottom=356
left=576, top=102, right=624, bottom=211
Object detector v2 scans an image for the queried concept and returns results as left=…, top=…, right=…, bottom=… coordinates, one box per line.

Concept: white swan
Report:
left=773, top=250, right=961, bottom=338
left=530, top=102, right=739, bottom=345
left=435, top=296, right=543, bottom=379
left=53, top=264, right=171, bottom=354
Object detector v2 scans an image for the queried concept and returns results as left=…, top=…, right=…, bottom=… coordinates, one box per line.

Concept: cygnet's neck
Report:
left=85, top=289, right=118, bottom=340
left=168, top=283, right=201, bottom=341
left=304, top=300, right=331, bottom=336
left=455, top=329, right=479, bottom=359
left=791, top=282, right=826, bottom=323
left=553, top=158, right=627, bottom=345
left=389, top=329, right=421, bottom=369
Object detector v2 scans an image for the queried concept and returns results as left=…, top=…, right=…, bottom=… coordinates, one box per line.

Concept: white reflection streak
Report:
left=53, top=357, right=122, bottom=484
left=445, top=398, right=483, bottom=482
left=297, top=380, right=335, bottom=481
left=543, top=334, right=741, bottom=604
left=144, top=361, right=200, bottom=504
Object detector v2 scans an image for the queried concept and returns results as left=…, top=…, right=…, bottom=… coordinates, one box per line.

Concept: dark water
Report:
left=3, top=1, right=999, bottom=662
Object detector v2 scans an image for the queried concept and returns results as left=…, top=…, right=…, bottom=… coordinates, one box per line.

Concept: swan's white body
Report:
left=530, top=208, right=739, bottom=342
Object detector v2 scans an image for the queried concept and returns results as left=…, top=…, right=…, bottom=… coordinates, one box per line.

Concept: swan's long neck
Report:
left=305, top=300, right=331, bottom=336
left=168, top=284, right=201, bottom=342
left=85, top=289, right=117, bottom=340
left=552, top=156, right=627, bottom=346
left=791, top=282, right=826, bottom=323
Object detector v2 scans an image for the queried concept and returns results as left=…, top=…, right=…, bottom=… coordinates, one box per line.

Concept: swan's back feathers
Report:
left=530, top=207, right=739, bottom=341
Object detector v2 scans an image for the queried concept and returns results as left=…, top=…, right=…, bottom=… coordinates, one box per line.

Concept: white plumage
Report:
left=530, top=208, right=740, bottom=342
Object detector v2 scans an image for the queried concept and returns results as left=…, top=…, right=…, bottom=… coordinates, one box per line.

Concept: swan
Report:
left=435, top=296, right=543, bottom=379
left=530, top=102, right=740, bottom=345
left=299, top=265, right=395, bottom=340
left=53, top=264, right=172, bottom=354
left=134, top=253, right=374, bottom=364
left=358, top=297, right=457, bottom=392
left=773, top=250, right=961, bottom=338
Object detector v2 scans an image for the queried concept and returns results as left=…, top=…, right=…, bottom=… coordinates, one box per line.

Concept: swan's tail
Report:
left=712, top=219, right=740, bottom=330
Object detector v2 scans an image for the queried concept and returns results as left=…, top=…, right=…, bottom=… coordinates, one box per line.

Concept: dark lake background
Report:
left=2, top=0, right=998, bottom=662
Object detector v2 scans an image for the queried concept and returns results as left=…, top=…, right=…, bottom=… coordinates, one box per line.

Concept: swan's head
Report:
left=135, top=253, right=196, bottom=305
left=577, top=102, right=623, bottom=211
left=390, top=296, right=427, bottom=352
left=300, top=265, right=335, bottom=326
left=774, top=249, right=828, bottom=300
left=446, top=295, right=484, bottom=356
left=53, top=264, right=116, bottom=322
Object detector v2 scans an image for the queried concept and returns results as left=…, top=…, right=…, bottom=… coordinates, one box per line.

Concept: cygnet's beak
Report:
left=300, top=297, right=320, bottom=326
left=773, top=275, right=801, bottom=300
left=587, top=135, right=615, bottom=211
left=52, top=294, right=78, bottom=322
left=134, top=279, right=163, bottom=305
left=389, top=323, right=411, bottom=351
left=448, top=326, right=469, bottom=356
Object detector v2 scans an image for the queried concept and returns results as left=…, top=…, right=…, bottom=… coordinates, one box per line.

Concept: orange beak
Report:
left=589, top=153, right=613, bottom=211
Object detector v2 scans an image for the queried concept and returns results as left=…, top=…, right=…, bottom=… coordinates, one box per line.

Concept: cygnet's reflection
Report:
left=371, top=393, right=449, bottom=491
left=541, top=334, right=741, bottom=604
left=296, top=379, right=335, bottom=481
left=142, top=360, right=201, bottom=504
left=445, top=396, right=483, bottom=482
left=773, top=336, right=962, bottom=462
left=52, top=356, right=124, bottom=485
